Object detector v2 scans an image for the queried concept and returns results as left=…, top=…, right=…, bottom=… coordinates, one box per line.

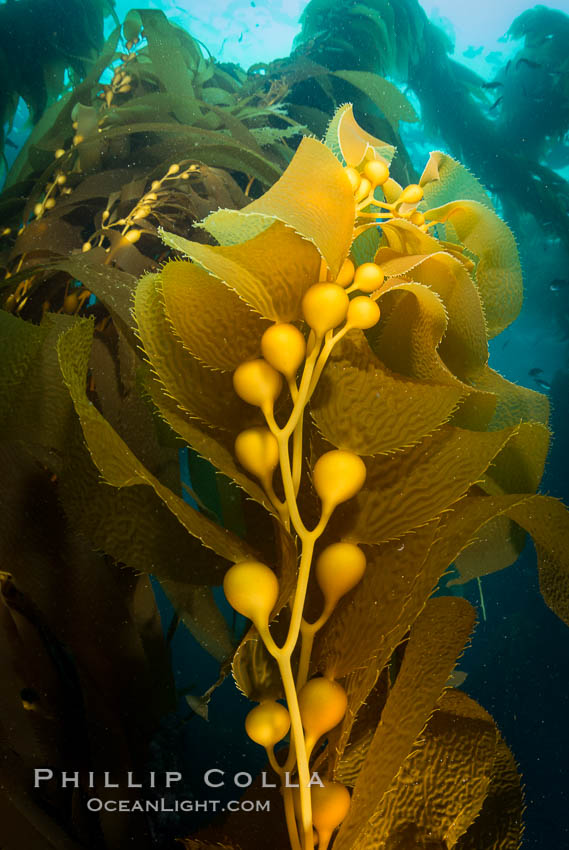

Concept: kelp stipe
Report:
left=125, top=106, right=569, bottom=848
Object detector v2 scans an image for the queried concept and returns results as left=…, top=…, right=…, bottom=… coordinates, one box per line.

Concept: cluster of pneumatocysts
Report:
left=5, top=164, right=200, bottom=315
left=222, top=149, right=425, bottom=849
left=2, top=151, right=77, bottom=314
left=98, top=60, right=137, bottom=109
left=222, top=242, right=392, bottom=848
left=345, top=153, right=428, bottom=232
left=225, top=547, right=357, bottom=850
left=81, top=162, right=200, bottom=258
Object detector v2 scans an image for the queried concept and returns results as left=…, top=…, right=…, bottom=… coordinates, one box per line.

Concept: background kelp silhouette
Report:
left=1, top=4, right=569, bottom=850
left=0, top=0, right=117, bottom=161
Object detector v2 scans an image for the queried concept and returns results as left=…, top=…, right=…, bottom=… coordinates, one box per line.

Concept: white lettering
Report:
left=165, top=772, right=182, bottom=787
left=104, top=772, right=118, bottom=788
left=61, top=772, right=79, bottom=788
left=34, top=769, right=53, bottom=787
left=127, top=772, right=142, bottom=789
left=261, top=772, right=277, bottom=788
left=204, top=769, right=224, bottom=788
left=234, top=772, right=252, bottom=788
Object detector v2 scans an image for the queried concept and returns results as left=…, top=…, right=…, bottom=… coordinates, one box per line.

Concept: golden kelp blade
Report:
left=326, top=102, right=395, bottom=167
left=144, top=374, right=275, bottom=514
left=334, top=597, right=476, bottom=850
left=473, top=364, right=549, bottom=428
left=310, top=330, right=465, bottom=456
left=334, top=425, right=526, bottom=544
left=197, top=136, right=355, bottom=278
left=456, top=735, right=524, bottom=850
left=504, top=497, right=569, bottom=626
left=161, top=259, right=271, bottom=370
left=450, top=513, right=525, bottom=585
left=57, top=320, right=253, bottom=565
left=134, top=272, right=254, bottom=431
left=136, top=274, right=275, bottom=510
left=422, top=491, right=569, bottom=626
left=232, top=629, right=283, bottom=701
left=161, top=220, right=321, bottom=322
left=358, top=690, right=500, bottom=848
left=424, top=200, right=523, bottom=338
left=420, top=150, right=494, bottom=209
left=482, top=421, right=549, bottom=495
left=332, top=72, right=419, bottom=132
left=377, top=250, right=488, bottom=381
left=369, top=280, right=454, bottom=383
left=316, top=521, right=440, bottom=679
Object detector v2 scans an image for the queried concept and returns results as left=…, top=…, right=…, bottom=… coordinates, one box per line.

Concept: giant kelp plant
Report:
left=127, top=104, right=569, bottom=850
left=1, top=5, right=569, bottom=850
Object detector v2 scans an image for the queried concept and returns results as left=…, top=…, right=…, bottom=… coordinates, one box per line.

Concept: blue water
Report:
left=107, top=0, right=569, bottom=73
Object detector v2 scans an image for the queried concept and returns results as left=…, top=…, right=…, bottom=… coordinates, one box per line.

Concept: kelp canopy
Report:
left=1, top=5, right=569, bottom=850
